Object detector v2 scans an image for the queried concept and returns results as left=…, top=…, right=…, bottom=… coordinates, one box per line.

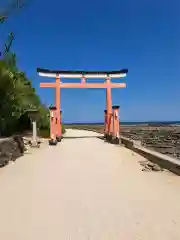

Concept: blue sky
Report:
left=0, top=0, right=180, bottom=122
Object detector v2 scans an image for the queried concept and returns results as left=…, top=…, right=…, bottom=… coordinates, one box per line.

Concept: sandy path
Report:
left=0, top=129, right=180, bottom=240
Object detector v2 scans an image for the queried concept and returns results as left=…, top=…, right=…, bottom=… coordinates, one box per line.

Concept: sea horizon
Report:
left=64, top=121, right=180, bottom=125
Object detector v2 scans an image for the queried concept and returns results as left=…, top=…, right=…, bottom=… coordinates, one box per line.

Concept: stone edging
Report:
left=120, top=136, right=180, bottom=175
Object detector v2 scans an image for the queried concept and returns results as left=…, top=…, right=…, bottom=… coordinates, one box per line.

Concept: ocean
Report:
left=65, top=121, right=180, bottom=125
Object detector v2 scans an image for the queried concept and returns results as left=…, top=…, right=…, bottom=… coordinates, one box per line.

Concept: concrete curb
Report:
left=120, top=136, right=180, bottom=175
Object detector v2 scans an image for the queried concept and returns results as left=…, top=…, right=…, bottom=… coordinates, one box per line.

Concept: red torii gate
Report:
left=37, top=68, right=128, bottom=145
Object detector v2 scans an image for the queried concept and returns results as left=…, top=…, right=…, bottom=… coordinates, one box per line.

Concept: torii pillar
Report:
left=55, top=76, right=62, bottom=140
left=104, top=110, right=108, bottom=138
left=112, top=105, right=120, bottom=144
left=106, top=77, right=113, bottom=141
left=49, top=106, right=58, bottom=145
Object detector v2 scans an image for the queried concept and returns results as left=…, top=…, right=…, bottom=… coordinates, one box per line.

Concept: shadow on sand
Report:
left=63, top=136, right=100, bottom=139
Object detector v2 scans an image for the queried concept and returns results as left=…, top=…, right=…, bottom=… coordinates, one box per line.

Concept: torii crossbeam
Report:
left=37, top=68, right=128, bottom=143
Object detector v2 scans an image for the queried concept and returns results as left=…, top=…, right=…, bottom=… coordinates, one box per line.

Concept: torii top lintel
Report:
left=37, top=68, right=128, bottom=79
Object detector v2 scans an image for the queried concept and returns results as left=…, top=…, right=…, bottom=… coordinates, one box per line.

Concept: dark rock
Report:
left=152, top=165, right=163, bottom=171
left=147, top=162, right=155, bottom=168
left=140, top=162, right=148, bottom=167
left=0, top=136, right=25, bottom=167
left=0, top=152, right=11, bottom=167
left=139, top=160, right=148, bottom=166
left=142, top=166, right=151, bottom=172
left=13, top=136, right=25, bottom=154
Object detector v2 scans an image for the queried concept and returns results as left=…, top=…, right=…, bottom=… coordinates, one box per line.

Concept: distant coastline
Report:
left=65, top=121, right=180, bottom=126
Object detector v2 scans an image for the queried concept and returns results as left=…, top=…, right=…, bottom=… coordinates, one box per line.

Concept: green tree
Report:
left=0, top=1, right=65, bottom=137
left=0, top=0, right=26, bottom=24
left=0, top=56, right=51, bottom=136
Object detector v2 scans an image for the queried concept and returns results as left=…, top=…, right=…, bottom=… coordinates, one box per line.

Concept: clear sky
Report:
left=1, top=0, right=180, bottom=122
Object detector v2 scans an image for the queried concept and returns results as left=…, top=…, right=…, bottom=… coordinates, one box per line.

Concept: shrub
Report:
left=38, top=124, right=66, bottom=138
left=62, top=124, right=66, bottom=134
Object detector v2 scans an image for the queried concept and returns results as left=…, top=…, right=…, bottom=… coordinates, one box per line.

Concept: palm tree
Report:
left=0, top=0, right=26, bottom=24
left=0, top=16, right=7, bottom=23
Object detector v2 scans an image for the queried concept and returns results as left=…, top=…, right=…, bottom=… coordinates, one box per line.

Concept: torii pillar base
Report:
left=49, top=139, right=58, bottom=145
left=111, top=137, right=120, bottom=145
left=103, top=110, right=112, bottom=141
left=56, top=136, right=62, bottom=142
left=106, top=134, right=113, bottom=142
left=111, top=105, right=120, bottom=145
left=104, top=134, right=108, bottom=140
left=104, top=132, right=113, bottom=142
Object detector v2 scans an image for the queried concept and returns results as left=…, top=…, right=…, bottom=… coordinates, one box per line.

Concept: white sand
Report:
left=0, top=129, right=180, bottom=240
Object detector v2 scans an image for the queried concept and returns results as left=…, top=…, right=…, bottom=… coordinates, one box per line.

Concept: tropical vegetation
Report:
left=0, top=3, right=65, bottom=137
left=0, top=53, right=50, bottom=136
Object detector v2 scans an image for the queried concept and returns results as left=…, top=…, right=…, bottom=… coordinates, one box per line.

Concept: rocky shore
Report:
left=121, top=125, right=180, bottom=160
